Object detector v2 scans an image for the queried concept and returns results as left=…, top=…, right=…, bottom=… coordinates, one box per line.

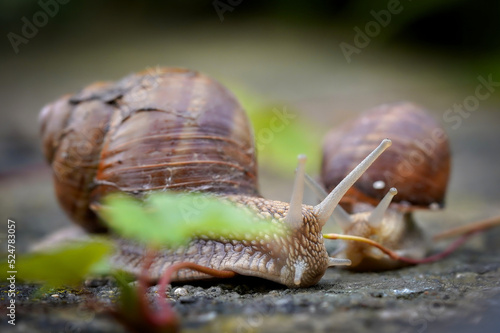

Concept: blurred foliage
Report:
left=0, top=241, right=112, bottom=287
left=232, top=86, right=321, bottom=175
left=100, top=192, right=285, bottom=248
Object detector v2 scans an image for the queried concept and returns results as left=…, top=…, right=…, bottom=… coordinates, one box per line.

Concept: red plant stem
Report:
left=324, top=233, right=402, bottom=261
left=404, top=231, right=479, bottom=264
left=324, top=230, right=481, bottom=265
left=433, top=215, right=500, bottom=241
left=138, top=250, right=159, bottom=325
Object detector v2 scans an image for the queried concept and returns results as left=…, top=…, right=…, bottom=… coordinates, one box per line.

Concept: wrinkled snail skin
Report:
left=113, top=196, right=330, bottom=288
left=321, top=102, right=449, bottom=270
left=39, top=67, right=391, bottom=287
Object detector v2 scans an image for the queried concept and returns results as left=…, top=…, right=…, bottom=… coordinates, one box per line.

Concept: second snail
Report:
left=316, top=102, right=450, bottom=270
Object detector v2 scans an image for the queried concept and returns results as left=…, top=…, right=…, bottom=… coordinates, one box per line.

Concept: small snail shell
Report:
left=39, top=67, right=393, bottom=287
left=321, top=101, right=450, bottom=212
left=319, top=102, right=450, bottom=270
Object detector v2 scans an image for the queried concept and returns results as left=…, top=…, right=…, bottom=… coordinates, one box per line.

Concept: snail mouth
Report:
left=288, top=257, right=334, bottom=288
left=293, top=260, right=307, bottom=286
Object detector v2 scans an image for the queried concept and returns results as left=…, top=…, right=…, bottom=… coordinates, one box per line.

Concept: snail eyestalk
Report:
left=305, top=173, right=328, bottom=199
left=368, top=187, right=398, bottom=227
left=328, top=257, right=351, bottom=267
left=305, top=173, right=353, bottom=228
left=314, top=139, right=392, bottom=227
left=334, top=208, right=354, bottom=229
left=284, top=155, right=307, bottom=229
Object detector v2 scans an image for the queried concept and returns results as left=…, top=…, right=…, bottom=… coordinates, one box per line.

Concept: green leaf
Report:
left=0, top=241, right=113, bottom=287
left=99, top=193, right=184, bottom=247
left=100, top=192, right=286, bottom=248
left=231, top=85, right=322, bottom=175
left=250, top=106, right=322, bottom=174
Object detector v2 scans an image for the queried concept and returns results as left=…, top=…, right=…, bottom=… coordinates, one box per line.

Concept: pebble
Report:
left=196, top=311, right=217, bottom=323
left=51, top=294, right=60, bottom=298
left=174, top=287, right=189, bottom=297
left=207, top=286, right=222, bottom=296
left=455, top=272, right=476, bottom=280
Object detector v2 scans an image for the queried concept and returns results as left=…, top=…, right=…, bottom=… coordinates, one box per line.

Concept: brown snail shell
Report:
left=39, top=68, right=258, bottom=233
left=321, top=101, right=451, bottom=212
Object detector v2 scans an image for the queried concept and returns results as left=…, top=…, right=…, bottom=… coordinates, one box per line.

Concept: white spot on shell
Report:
left=429, top=202, right=440, bottom=211
left=373, top=180, right=386, bottom=190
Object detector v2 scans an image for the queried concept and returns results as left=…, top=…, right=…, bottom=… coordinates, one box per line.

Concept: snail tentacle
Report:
left=305, top=173, right=353, bottom=228
left=367, top=187, right=398, bottom=228
left=314, top=139, right=392, bottom=227
left=284, top=155, right=307, bottom=229
left=327, top=257, right=351, bottom=267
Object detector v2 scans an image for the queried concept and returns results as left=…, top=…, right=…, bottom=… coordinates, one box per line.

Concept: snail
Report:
left=317, top=102, right=451, bottom=270
left=39, top=67, right=393, bottom=288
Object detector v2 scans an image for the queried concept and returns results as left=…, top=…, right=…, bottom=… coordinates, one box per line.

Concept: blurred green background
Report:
left=1, top=0, right=499, bottom=249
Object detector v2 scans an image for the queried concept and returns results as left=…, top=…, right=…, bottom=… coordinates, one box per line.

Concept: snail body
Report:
left=320, top=102, right=450, bottom=270
left=113, top=194, right=328, bottom=287
left=39, top=67, right=392, bottom=287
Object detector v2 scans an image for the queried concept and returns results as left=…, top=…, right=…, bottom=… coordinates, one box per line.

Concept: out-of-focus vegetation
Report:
left=100, top=192, right=283, bottom=248
left=0, top=241, right=112, bottom=287
left=233, top=87, right=322, bottom=173
left=1, top=0, right=499, bottom=52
